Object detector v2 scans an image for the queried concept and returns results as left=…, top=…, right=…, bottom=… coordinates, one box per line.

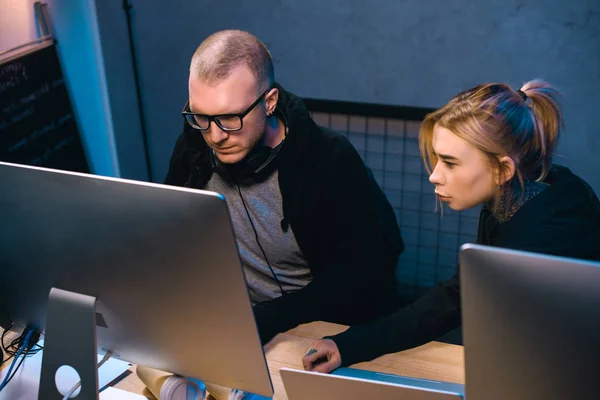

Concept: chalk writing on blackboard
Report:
left=0, top=41, right=88, bottom=173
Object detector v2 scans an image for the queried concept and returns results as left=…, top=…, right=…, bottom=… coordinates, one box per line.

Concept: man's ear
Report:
left=497, top=155, right=516, bottom=185
left=265, top=87, right=279, bottom=115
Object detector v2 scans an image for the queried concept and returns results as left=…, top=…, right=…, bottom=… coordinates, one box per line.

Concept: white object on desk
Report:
left=0, top=340, right=130, bottom=400
left=100, top=387, right=147, bottom=399
left=160, top=375, right=204, bottom=399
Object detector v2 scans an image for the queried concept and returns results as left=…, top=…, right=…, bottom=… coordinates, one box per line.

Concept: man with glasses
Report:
left=165, top=30, right=404, bottom=345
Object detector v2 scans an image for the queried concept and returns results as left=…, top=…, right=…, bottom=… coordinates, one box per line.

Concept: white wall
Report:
left=0, top=0, right=38, bottom=52
left=0, top=0, right=120, bottom=177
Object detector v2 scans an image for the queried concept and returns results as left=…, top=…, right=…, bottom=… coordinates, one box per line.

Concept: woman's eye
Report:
left=444, top=161, right=455, bottom=169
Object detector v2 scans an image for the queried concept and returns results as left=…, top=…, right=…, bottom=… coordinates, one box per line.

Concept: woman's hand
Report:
left=302, top=339, right=342, bottom=373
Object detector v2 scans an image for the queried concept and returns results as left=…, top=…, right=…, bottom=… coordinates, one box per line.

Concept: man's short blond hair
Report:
left=190, top=30, right=274, bottom=91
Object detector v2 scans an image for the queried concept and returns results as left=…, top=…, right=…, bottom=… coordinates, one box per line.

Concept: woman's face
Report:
left=428, top=124, right=498, bottom=211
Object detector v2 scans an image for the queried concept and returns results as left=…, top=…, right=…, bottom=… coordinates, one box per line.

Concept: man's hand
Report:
left=302, top=339, right=342, bottom=373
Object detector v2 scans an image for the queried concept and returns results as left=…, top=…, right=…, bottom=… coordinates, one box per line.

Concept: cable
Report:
left=0, top=329, right=34, bottom=392
left=0, top=327, right=41, bottom=390
left=61, top=350, right=113, bottom=400
left=236, top=184, right=287, bottom=297
left=0, top=325, right=109, bottom=398
left=1, top=323, right=43, bottom=368
left=1, top=322, right=14, bottom=362
left=0, top=347, right=28, bottom=389
left=0, top=322, right=11, bottom=367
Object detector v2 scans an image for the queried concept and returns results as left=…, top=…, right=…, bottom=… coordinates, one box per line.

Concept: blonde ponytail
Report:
left=519, top=80, right=563, bottom=181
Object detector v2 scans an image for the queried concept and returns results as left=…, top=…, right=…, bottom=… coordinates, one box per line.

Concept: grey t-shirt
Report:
left=205, top=170, right=312, bottom=304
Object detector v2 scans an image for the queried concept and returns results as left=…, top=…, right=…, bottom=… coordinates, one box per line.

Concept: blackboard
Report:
left=0, top=41, right=89, bottom=173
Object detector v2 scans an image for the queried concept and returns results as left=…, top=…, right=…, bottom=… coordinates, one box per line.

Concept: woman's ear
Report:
left=497, top=156, right=516, bottom=185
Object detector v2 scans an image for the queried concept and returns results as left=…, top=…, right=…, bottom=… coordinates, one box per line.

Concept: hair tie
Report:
left=517, top=89, right=528, bottom=101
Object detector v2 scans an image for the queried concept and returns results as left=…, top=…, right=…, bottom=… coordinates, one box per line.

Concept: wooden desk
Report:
left=2, top=322, right=463, bottom=399
left=113, top=321, right=464, bottom=399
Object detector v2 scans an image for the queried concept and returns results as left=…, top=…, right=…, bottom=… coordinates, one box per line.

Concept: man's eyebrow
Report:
left=189, top=108, right=242, bottom=116
left=432, top=151, right=459, bottom=161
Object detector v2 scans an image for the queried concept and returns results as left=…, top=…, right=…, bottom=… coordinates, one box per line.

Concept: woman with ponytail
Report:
left=302, top=80, right=600, bottom=373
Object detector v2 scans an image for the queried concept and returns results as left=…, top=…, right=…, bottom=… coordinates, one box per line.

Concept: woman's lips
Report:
left=436, top=193, right=451, bottom=202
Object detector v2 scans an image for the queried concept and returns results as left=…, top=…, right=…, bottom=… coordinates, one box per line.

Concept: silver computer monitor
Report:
left=0, top=161, right=273, bottom=397
left=280, top=368, right=463, bottom=400
left=460, top=243, right=600, bottom=400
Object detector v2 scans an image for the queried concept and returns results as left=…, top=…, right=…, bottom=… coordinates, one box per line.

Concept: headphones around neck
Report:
left=209, top=108, right=288, bottom=183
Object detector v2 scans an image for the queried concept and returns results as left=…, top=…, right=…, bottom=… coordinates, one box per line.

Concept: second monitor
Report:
left=460, top=244, right=600, bottom=400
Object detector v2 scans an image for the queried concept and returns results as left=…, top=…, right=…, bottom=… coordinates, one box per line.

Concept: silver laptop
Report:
left=0, top=161, right=273, bottom=397
left=281, top=368, right=464, bottom=400
left=460, top=243, right=600, bottom=400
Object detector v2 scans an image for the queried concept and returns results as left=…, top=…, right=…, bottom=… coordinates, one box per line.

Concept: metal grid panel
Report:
left=310, top=111, right=480, bottom=293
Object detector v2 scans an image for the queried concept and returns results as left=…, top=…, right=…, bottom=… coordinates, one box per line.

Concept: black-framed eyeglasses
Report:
left=182, top=88, right=271, bottom=132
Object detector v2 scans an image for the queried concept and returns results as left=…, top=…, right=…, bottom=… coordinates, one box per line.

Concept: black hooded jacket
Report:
left=330, top=165, right=600, bottom=366
left=165, top=84, right=404, bottom=343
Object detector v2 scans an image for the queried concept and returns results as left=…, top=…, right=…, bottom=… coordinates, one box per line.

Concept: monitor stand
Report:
left=39, top=287, right=100, bottom=400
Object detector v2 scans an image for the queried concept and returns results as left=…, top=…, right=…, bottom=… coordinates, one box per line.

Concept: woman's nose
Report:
left=429, top=163, right=443, bottom=186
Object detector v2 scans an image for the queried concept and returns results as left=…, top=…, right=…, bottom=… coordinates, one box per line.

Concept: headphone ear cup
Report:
left=244, top=146, right=273, bottom=170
